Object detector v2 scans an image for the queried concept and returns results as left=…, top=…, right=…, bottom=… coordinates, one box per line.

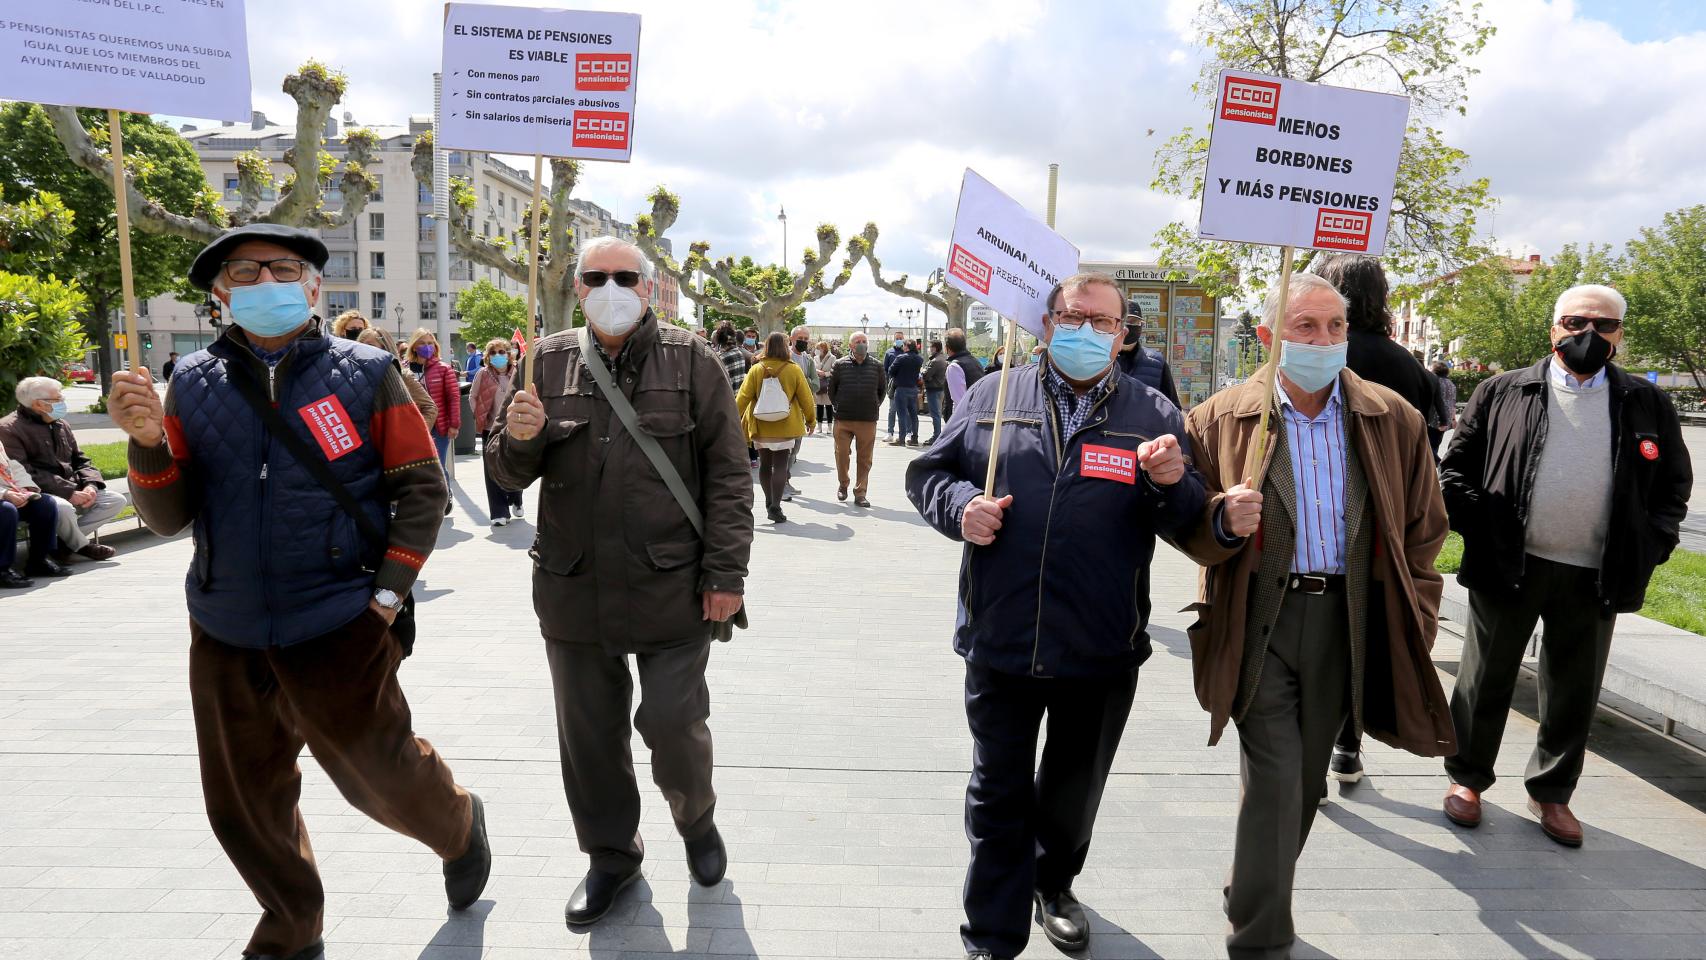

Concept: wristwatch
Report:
left=373, top=588, right=405, bottom=611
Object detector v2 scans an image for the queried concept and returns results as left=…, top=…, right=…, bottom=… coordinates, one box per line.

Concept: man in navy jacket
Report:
left=907, top=272, right=1205, bottom=960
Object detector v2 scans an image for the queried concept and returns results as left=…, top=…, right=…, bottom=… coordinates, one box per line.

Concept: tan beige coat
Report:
left=1176, top=366, right=1456, bottom=757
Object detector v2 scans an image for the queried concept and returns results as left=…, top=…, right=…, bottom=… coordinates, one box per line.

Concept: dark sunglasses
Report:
left=1558, top=315, right=1623, bottom=334
left=579, top=270, right=642, bottom=288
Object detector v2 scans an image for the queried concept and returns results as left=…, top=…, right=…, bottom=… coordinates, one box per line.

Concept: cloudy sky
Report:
left=222, top=0, right=1704, bottom=327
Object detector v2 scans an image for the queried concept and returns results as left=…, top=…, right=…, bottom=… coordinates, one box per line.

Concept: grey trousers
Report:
left=1227, top=590, right=1351, bottom=960
left=1445, top=554, right=1616, bottom=804
left=53, top=487, right=128, bottom=551
left=544, top=638, right=717, bottom=875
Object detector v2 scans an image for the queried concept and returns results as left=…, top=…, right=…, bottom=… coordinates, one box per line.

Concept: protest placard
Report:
left=438, top=2, right=642, bottom=162
left=0, top=3, right=251, bottom=121
left=1199, top=69, right=1409, bottom=254
left=945, top=169, right=1080, bottom=339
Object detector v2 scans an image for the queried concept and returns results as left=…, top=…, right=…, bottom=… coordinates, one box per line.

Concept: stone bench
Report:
left=1439, top=579, right=1706, bottom=737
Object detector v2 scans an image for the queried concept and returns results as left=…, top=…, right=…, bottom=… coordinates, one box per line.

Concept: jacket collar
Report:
left=1514, top=356, right=1632, bottom=395
left=209, top=316, right=328, bottom=379
left=1229, top=364, right=1389, bottom=418
left=590, top=310, right=660, bottom=369
left=14, top=403, right=51, bottom=426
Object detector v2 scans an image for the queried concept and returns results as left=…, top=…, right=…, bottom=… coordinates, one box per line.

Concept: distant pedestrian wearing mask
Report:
left=471, top=338, right=523, bottom=527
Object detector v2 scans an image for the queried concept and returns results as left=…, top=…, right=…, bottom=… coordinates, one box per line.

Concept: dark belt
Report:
left=1287, top=573, right=1345, bottom=595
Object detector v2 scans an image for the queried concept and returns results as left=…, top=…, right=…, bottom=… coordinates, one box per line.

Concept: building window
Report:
left=419, top=293, right=438, bottom=322
left=419, top=214, right=435, bottom=241
left=223, top=175, right=240, bottom=201
left=370, top=252, right=386, bottom=279
left=325, top=291, right=359, bottom=315
left=371, top=291, right=387, bottom=318
left=173, top=332, right=214, bottom=355
left=325, top=182, right=343, bottom=204
left=324, top=252, right=354, bottom=281
left=418, top=182, right=432, bottom=205
left=498, top=194, right=505, bottom=215
left=448, top=151, right=463, bottom=165
left=418, top=253, right=436, bottom=279
left=482, top=221, right=491, bottom=238
left=369, top=175, right=383, bottom=202
left=483, top=184, right=491, bottom=201
left=369, top=212, right=385, bottom=241
left=450, top=257, right=473, bottom=281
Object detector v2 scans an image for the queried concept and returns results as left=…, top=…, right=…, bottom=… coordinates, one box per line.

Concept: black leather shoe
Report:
left=1034, top=888, right=1089, bottom=952
left=0, top=569, right=33, bottom=589
left=565, top=866, right=641, bottom=925
left=444, top=792, right=491, bottom=910
left=685, top=824, right=727, bottom=886
left=23, top=557, right=70, bottom=578
left=244, top=940, right=325, bottom=960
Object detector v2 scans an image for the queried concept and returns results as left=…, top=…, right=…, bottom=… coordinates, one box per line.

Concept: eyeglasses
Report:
left=222, top=258, right=309, bottom=283
left=579, top=270, right=642, bottom=288
left=1558, top=315, right=1623, bottom=334
left=1051, top=310, right=1123, bottom=335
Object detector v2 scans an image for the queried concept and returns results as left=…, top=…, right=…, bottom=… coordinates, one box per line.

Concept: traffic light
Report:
left=207, top=299, right=222, bottom=328
left=142, top=332, right=154, bottom=351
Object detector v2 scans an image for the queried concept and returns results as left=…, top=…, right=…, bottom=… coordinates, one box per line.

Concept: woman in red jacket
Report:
left=405, top=328, right=461, bottom=514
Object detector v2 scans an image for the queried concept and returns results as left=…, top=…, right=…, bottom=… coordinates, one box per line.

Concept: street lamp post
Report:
left=393, top=302, right=406, bottom=341
left=777, top=205, right=788, bottom=272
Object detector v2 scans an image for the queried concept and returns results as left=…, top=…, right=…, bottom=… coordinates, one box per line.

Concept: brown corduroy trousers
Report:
left=189, top=610, right=472, bottom=957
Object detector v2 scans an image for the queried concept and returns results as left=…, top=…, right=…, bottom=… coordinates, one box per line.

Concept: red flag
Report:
left=512, top=327, right=528, bottom=357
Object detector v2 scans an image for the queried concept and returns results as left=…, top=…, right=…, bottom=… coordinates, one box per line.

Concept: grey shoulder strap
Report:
left=578, top=327, right=705, bottom=538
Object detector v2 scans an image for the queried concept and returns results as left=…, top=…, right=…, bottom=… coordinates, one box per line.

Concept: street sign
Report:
left=438, top=2, right=642, bottom=162
left=944, top=169, right=1079, bottom=339
left=1198, top=69, right=1409, bottom=254
left=114, top=334, right=128, bottom=351
left=0, top=2, right=251, bottom=121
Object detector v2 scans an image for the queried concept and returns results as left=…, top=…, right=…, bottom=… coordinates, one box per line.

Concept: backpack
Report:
left=754, top=366, right=792, bottom=421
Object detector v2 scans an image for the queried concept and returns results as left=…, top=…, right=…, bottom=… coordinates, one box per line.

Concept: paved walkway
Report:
left=4, top=435, right=1706, bottom=959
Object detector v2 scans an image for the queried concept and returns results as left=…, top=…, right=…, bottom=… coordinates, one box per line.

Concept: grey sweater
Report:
left=1524, top=376, right=1613, bottom=569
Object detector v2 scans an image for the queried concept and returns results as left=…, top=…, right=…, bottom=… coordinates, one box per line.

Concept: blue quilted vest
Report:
left=172, top=326, right=396, bottom=648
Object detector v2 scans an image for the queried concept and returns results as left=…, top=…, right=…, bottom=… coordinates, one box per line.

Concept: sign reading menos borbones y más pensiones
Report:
left=0, top=1, right=251, bottom=120
left=438, top=2, right=641, bottom=162
left=1198, top=69, right=1409, bottom=254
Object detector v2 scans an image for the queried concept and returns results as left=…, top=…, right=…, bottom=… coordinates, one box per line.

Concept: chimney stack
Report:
left=250, top=110, right=269, bottom=130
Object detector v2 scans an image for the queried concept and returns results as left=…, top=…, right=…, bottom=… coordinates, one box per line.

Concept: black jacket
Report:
left=828, top=354, right=887, bottom=422
left=889, top=351, right=924, bottom=392
left=1116, top=346, right=1181, bottom=409
left=1439, top=359, right=1692, bottom=613
left=948, top=350, right=985, bottom=394
left=923, top=355, right=949, bottom=390
left=1347, top=328, right=1437, bottom=424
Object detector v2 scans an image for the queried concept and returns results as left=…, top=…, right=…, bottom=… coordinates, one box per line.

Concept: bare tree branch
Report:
left=41, top=105, right=221, bottom=243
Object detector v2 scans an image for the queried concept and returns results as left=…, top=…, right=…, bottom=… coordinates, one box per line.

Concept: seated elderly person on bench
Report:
left=0, top=453, right=67, bottom=587
left=0, top=376, right=123, bottom=563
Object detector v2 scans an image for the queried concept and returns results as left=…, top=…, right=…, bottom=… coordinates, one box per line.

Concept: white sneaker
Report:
left=493, top=517, right=510, bottom=528
left=511, top=504, right=524, bottom=519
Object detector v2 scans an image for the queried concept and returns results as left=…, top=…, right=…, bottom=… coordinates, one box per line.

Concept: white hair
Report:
left=849, top=330, right=869, bottom=342
left=15, top=376, right=62, bottom=406
left=577, top=235, right=655, bottom=282
left=1259, top=272, right=1347, bottom=328
left=1554, top=284, right=1626, bottom=321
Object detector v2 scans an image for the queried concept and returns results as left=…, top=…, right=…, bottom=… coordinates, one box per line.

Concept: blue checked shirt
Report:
left=1041, top=358, right=1119, bottom=441
left=1276, top=377, right=1348, bottom=574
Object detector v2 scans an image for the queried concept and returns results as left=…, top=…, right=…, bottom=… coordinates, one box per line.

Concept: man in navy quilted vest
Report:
left=106, top=225, right=491, bottom=960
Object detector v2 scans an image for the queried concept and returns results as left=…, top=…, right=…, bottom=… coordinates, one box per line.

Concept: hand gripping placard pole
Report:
left=108, top=110, right=146, bottom=428
left=521, top=154, right=544, bottom=391
left=1243, top=244, right=1295, bottom=488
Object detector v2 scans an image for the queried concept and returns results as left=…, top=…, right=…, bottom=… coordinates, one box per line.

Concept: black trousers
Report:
left=1445, top=554, right=1616, bottom=804
left=961, top=658, right=1140, bottom=959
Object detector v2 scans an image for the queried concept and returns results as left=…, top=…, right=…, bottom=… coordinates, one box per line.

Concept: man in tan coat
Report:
left=1175, top=272, right=1453, bottom=960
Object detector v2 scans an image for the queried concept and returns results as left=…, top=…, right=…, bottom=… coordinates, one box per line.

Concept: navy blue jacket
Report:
left=907, top=364, right=1206, bottom=678
left=1116, top=346, right=1180, bottom=409
left=889, top=351, right=924, bottom=392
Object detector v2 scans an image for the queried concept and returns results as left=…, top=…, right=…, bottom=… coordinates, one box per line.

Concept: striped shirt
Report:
left=1276, top=377, right=1347, bottom=574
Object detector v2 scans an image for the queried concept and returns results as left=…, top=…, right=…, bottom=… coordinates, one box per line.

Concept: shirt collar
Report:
left=1548, top=357, right=1606, bottom=390
left=1275, top=374, right=1342, bottom=419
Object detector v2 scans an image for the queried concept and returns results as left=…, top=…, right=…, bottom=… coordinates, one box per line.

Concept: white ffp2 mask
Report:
left=583, top=283, right=645, bottom=336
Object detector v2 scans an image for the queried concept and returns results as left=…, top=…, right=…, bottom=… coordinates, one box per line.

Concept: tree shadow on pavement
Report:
left=413, top=899, right=489, bottom=959
left=1324, top=787, right=1706, bottom=959
left=580, top=878, right=753, bottom=958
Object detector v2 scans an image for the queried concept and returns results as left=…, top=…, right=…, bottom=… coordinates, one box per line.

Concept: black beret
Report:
left=189, top=224, right=329, bottom=292
left=1124, top=298, right=1144, bottom=321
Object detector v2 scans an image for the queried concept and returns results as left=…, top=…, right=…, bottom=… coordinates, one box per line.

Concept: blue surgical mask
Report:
left=226, top=282, right=310, bottom=338
left=1047, top=325, right=1117, bottom=380
left=1278, top=340, right=1349, bottom=393
left=44, top=400, right=68, bottom=420
left=490, top=353, right=510, bottom=369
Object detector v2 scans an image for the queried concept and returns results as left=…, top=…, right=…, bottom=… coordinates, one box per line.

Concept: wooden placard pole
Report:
left=521, top=153, right=544, bottom=391
left=108, top=109, right=146, bottom=427
left=1243, top=244, right=1295, bottom=487
left=982, top=163, right=1060, bottom=497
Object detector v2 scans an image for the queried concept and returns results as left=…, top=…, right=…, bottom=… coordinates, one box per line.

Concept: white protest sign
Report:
left=945, top=169, right=1080, bottom=338
left=1198, top=69, right=1409, bottom=254
left=0, top=1, right=251, bottom=120
left=439, top=3, right=642, bottom=162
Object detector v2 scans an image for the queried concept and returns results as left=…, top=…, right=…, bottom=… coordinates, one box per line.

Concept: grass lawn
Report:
left=82, top=441, right=126, bottom=480
left=1435, top=530, right=1706, bottom=637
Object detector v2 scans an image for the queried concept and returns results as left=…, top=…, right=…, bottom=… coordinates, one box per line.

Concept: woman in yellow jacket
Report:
left=737, top=331, right=817, bottom=523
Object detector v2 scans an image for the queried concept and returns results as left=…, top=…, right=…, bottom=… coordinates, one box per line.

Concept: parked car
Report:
left=62, top=362, right=95, bottom=384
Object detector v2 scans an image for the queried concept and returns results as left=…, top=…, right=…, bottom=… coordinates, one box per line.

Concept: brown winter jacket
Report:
left=0, top=405, right=105, bottom=500
left=1174, top=366, right=1455, bottom=757
left=486, top=313, right=754, bottom=654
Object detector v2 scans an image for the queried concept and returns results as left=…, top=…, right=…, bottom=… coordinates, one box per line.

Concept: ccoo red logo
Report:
left=1080, top=444, right=1137, bottom=484
left=575, top=53, right=632, bottom=91
left=1313, top=207, right=1372, bottom=252
left=1640, top=438, right=1660, bottom=461
left=1220, top=75, right=1281, bottom=125
left=949, top=244, right=992, bottom=295
left=572, top=110, right=631, bottom=150
left=298, top=395, right=363, bottom=461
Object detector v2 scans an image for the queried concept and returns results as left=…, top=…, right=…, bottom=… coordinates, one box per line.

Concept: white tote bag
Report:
left=753, top=368, right=792, bottom=421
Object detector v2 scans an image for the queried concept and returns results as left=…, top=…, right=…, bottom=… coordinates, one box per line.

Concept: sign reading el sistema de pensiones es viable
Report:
left=438, top=2, right=641, bottom=162
left=1198, top=69, right=1410, bottom=255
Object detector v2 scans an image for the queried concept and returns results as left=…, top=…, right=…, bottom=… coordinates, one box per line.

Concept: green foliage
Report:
left=0, top=193, right=75, bottom=272
left=1639, top=548, right=1706, bottom=637
left=0, top=105, right=212, bottom=388
left=1447, top=367, right=1492, bottom=398
left=701, top=257, right=804, bottom=330
left=1152, top=0, right=1497, bottom=297
left=1426, top=245, right=1616, bottom=371
left=1435, top=531, right=1463, bottom=574
left=81, top=441, right=127, bottom=480
left=0, top=270, right=88, bottom=406
left=455, top=279, right=527, bottom=350
left=1620, top=205, right=1706, bottom=389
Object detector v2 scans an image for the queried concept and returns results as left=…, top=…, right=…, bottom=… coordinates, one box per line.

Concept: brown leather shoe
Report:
left=1528, top=798, right=1583, bottom=847
left=1443, top=783, right=1482, bottom=827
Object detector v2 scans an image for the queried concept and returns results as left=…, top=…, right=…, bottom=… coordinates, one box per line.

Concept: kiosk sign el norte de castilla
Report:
left=1199, top=69, right=1409, bottom=254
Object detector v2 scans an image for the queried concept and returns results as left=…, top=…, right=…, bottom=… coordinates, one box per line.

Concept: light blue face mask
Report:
left=1047, top=324, right=1117, bottom=380
left=1278, top=339, right=1349, bottom=393
left=489, top=353, right=510, bottom=369
left=45, top=400, right=68, bottom=420
left=226, top=281, right=311, bottom=338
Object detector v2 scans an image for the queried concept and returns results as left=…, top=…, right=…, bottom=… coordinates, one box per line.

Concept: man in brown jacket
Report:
left=1175, top=272, right=1452, bottom=960
left=487, top=236, right=753, bottom=926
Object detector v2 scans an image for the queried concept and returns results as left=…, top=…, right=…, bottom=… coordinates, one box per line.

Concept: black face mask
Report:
left=1123, top=323, right=1142, bottom=347
left=344, top=328, right=364, bottom=340
left=1555, top=329, right=1615, bottom=376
